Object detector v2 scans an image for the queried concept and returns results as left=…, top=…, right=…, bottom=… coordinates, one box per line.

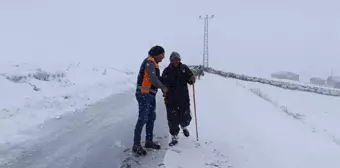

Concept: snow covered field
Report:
left=164, top=73, right=340, bottom=168
left=201, top=66, right=340, bottom=97
left=238, top=79, right=340, bottom=146
left=2, top=70, right=340, bottom=167
left=0, top=62, right=136, bottom=146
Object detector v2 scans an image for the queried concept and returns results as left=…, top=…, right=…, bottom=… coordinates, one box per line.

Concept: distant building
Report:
left=310, top=77, right=326, bottom=86
left=271, top=71, right=299, bottom=81
left=327, top=76, right=340, bottom=89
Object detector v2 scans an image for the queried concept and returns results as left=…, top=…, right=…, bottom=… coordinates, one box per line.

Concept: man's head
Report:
left=169, top=52, right=181, bottom=67
left=148, top=45, right=165, bottom=63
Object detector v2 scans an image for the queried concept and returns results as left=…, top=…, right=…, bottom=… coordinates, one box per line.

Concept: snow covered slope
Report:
left=202, top=66, right=340, bottom=97
left=0, top=62, right=136, bottom=147
left=238, top=80, right=340, bottom=147
left=163, top=73, right=340, bottom=168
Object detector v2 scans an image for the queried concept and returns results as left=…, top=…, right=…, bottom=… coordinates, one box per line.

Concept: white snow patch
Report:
left=238, top=79, right=340, bottom=147
left=0, top=62, right=136, bottom=147
left=115, top=140, right=123, bottom=148
left=163, top=135, right=229, bottom=168
left=164, top=73, right=340, bottom=168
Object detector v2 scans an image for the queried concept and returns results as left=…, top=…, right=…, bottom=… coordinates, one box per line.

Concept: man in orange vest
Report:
left=133, top=45, right=168, bottom=156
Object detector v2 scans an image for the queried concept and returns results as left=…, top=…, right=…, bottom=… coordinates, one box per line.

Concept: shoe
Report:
left=132, top=144, right=147, bottom=156
left=169, top=135, right=178, bottom=146
left=181, top=127, right=190, bottom=137
left=144, top=141, right=161, bottom=150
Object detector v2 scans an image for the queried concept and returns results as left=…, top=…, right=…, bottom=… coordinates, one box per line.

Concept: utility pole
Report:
left=199, top=15, right=214, bottom=68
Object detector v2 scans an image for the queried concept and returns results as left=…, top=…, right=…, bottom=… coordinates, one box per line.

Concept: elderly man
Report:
left=161, top=51, right=196, bottom=146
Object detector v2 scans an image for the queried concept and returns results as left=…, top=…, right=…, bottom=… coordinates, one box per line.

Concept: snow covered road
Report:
left=1, top=90, right=169, bottom=168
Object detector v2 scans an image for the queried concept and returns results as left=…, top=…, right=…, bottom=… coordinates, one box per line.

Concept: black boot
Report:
left=169, top=135, right=178, bottom=146
left=181, top=127, right=190, bottom=137
left=132, top=144, right=147, bottom=156
left=144, top=141, right=161, bottom=150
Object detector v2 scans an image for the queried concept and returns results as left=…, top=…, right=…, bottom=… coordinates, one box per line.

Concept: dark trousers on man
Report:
left=133, top=92, right=156, bottom=145
left=166, top=104, right=192, bottom=136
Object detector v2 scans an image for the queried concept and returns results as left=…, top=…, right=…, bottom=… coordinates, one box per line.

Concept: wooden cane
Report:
left=192, top=84, right=199, bottom=141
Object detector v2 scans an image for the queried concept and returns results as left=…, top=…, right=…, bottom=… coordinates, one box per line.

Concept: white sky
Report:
left=1, top=0, right=339, bottom=77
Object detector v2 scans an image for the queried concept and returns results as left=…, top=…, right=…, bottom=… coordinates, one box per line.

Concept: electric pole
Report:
left=199, top=14, right=214, bottom=68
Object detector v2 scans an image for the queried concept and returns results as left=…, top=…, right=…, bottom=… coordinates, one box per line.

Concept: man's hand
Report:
left=162, top=87, right=168, bottom=94
left=163, top=94, right=168, bottom=103
left=191, top=75, right=196, bottom=84
left=162, top=90, right=168, bottom=103
left=161, top=87, right=168, bottom=98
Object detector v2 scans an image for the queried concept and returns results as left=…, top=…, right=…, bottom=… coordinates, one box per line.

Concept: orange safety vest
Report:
left=136, top=56, right=160, bottom=95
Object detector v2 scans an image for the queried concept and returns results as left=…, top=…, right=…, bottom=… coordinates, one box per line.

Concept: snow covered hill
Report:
left=164, top=73, right=340, bottom=168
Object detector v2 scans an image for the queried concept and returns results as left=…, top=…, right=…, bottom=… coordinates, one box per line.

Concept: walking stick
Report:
left=192, top=84, right=199, bottom=141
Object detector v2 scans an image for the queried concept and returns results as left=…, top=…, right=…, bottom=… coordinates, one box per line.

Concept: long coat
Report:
left=161, top=62, right=194, bottom=125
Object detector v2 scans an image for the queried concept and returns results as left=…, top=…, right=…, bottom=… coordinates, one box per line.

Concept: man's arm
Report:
left=160, top=67, right=170, bottom=102
left=160, top=67, right=170, bottom=87
left=183, top=64, right=195, bottom=85
left=146, top=60, right=166, bottom=89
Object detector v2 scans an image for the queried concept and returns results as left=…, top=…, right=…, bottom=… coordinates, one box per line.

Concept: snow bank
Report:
left=189, top=65, right=340, bottom=97
left=0, top=62, right=136, bottom=146
left=172, top=73, right=340, bottom=168
left=271, top=71, right=299, bottom=81
left=237, top=82, right=304, bottom=120
left=238, top=80, right=340, bottom=147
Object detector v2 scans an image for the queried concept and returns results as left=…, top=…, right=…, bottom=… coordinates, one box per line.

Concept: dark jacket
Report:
left=161, top=62, right=194, bottom=108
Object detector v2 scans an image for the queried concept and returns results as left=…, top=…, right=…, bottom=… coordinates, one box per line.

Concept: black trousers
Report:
left=166, top=104, right=192, bottom=136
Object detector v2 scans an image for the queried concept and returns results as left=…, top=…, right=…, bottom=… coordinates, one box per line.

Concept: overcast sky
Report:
left=1, top=0, right=339, bottom=77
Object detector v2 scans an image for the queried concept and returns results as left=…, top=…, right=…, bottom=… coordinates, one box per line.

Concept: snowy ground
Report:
left=238, top=79, right=340, bottom=146
left=163, top=73, right=340, bottom=168
left=0, top=62, right=136, bottom=148
left=0, top=90, right=169, bottom=168
left=2, top=66, right=340, bottom=167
